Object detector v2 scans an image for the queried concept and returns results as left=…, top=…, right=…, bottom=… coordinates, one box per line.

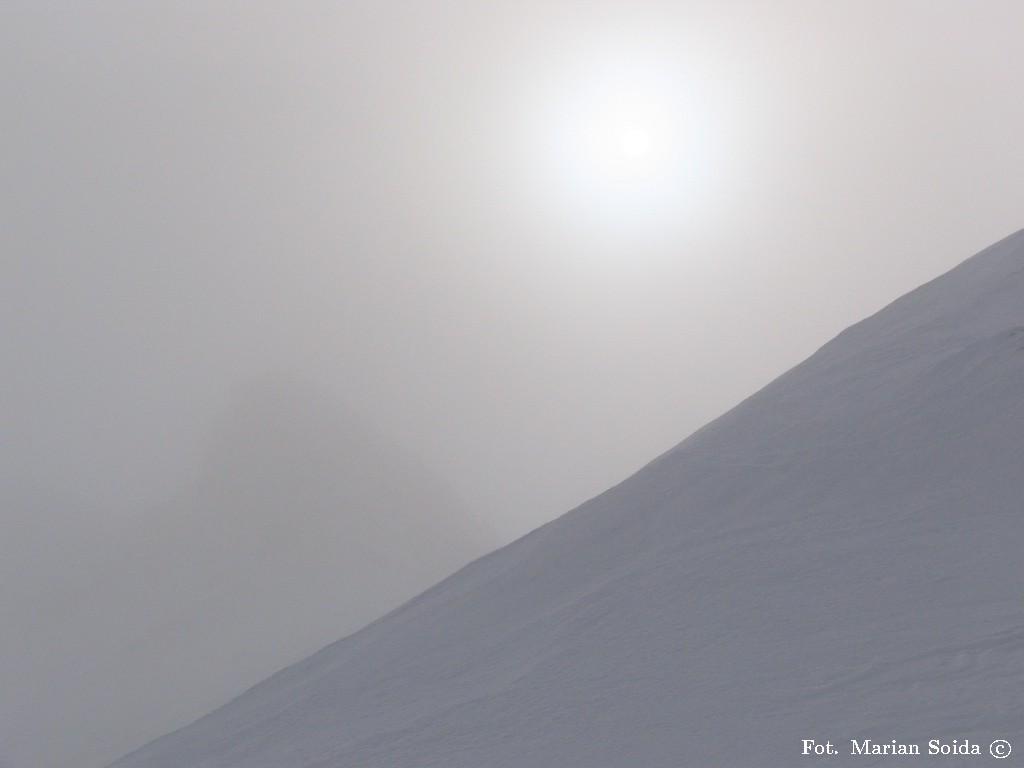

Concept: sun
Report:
left=526, top=51, right=728, bottom=238
left=620, top=127, right=651, bottom=158
left=571, top=92, right=667, bottom=184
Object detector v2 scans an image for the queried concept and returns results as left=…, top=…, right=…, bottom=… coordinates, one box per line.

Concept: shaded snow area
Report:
left=110, top=230, right=1024, bottom=767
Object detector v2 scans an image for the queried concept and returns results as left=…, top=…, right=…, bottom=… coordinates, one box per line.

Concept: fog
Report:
left=3, top=2, right=1024, bottom=767
left=2, top=372, right=497, bottom=768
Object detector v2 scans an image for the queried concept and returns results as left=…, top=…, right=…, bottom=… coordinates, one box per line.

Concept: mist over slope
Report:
left=1, top=375, right=497, bottom=768
left=111, top=229, right=1024, bottom=767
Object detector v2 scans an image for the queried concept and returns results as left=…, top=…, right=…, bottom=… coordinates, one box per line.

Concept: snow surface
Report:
left=109, top=230, right=1024, bottom=767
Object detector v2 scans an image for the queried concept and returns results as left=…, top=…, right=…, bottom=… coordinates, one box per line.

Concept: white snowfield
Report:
left=109, top=230, right=1024, bottom=767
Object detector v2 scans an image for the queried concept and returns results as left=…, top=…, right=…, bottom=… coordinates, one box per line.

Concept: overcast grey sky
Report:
left=4, top=0, right=1024, bottom=540
left=4, top=4, right=1024, bottom=767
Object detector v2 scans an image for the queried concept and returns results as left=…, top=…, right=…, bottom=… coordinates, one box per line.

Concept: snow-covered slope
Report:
left=110, top=230, right=1024, bottom=767
left=1, top=375, right=497, bottom=768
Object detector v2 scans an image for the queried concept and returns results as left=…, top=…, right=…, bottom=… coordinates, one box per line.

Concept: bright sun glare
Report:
left=620, top=127, right=651, bottom=158
left=576, top=94, right=665, bottom=179
left=536, top=55, right=722, bottom=235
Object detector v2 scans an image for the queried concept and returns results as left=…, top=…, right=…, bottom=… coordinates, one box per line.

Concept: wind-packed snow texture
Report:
left=110, top=231, right=1024, bottom=767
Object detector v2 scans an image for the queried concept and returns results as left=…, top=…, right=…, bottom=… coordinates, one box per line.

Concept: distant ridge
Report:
left=2, top=373, right=497, bottom=768
left=110, top=230, right=1024, bottom=767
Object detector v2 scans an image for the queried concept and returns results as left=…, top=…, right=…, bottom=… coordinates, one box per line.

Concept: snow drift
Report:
left=110, top=230, right=1024, bottom=767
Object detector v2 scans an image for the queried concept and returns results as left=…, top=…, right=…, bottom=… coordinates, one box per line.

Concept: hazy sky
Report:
left=4, top=0, right=1024, bottom=539
left=4, top=5, right=1024, bottom=765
